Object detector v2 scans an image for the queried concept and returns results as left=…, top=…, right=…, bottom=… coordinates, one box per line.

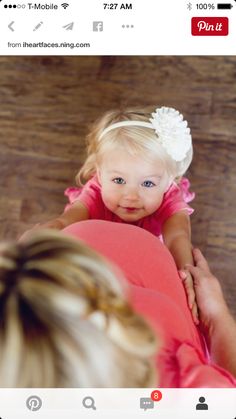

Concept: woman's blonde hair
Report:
left=0, top=230, right=158, bottom=387
left=76, top=108, right=193, bottom=186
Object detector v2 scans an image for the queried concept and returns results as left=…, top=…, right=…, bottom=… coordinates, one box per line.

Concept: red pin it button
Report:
left=191, top=17, right=228, bottom=35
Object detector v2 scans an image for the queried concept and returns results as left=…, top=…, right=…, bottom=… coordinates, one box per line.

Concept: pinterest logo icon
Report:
left=26, top=395, right=42, bottom=411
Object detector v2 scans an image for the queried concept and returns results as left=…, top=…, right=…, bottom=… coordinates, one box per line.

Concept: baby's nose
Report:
left=124, top=187, right=139, bottom=200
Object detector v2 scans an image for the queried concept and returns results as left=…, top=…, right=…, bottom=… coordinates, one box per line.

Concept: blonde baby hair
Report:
left=76, top=108, right=193, bottom=187
left=0, top=230, right=158, bottom=387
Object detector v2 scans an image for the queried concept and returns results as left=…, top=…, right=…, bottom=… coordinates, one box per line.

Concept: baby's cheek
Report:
left=145, top=194, right=164, bottom=213
left=101, top=189, right=118, bottom=211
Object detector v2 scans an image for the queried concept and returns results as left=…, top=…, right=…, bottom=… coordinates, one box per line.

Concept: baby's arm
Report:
left=20, top=200, right=89, bottom=240
left=162, top=211, right=198, bottom=323
left=162, top=211, right=192, bottom=267
left=39, top=200, right=89, bottom=229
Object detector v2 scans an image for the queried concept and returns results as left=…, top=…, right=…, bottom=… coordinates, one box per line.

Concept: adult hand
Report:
left=184, top=248, right=228, bottom=331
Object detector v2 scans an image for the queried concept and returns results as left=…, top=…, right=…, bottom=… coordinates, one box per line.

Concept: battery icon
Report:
left=217, top=3, right=233, bottom=9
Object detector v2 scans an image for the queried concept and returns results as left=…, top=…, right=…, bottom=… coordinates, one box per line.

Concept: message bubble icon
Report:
left=140, top=397, right=154, bottom=411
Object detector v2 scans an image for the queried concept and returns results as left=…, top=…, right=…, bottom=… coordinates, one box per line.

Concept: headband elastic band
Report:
left=99, top=121, right=154, bottom=139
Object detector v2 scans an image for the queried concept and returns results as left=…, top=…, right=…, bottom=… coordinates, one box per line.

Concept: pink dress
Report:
left=63, top=220, right=236, bottom=388
left=64, top=176, right=195, bottom=236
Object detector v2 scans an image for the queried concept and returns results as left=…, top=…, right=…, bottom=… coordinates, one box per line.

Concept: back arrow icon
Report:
left=63, top=22, right=74, bottom=30
left=8, top=21, right=15, bottom=31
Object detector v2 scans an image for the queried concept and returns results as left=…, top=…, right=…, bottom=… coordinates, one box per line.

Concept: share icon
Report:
left=63, top=22, right=74, bottom=30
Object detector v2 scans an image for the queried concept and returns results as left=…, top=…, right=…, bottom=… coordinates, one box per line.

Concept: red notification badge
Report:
left=150, top=389, right=162, bottom=402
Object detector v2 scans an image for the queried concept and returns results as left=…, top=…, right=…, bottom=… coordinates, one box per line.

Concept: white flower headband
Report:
left=99, top=107, right=192, bottom=162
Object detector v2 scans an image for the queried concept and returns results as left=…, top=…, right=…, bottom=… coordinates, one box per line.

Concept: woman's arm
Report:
left=162, top=211, right=199, bottom=323
left=186, top=248, right=236, bottom=376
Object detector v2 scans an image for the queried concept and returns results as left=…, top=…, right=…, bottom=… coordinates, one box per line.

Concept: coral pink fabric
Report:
left=63, top=220, right=236, bottom=388
left=64, top=176, right=195, bottom=237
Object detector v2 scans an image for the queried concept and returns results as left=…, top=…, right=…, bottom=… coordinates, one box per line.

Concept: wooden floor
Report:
left=0, top=56, right=236, bottom=316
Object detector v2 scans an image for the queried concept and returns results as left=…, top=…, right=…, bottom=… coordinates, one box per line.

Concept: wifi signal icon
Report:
left=61, top=3, right=69, bottom=9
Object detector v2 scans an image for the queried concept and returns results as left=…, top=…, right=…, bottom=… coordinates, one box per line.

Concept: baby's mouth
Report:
left=121, top=206, right=140, bottom=212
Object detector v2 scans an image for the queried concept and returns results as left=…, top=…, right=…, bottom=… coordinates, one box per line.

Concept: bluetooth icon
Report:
left=187, top=2, right=192, bottom=10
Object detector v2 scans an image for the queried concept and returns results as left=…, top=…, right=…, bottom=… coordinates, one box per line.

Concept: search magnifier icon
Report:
left=82, top=396, right=96, bottom=410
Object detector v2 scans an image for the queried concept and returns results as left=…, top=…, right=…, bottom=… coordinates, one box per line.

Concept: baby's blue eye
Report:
left=113, top=177, right=125, bottom=184
left=142, top=180, right=155, bottom=188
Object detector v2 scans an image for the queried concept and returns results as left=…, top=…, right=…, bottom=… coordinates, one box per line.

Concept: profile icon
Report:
left=196, top=396, right=208, bottom=410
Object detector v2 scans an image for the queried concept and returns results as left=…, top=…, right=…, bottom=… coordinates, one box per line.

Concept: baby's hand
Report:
left=179, top=269, right=199, bottom=325
left=19, top=219, right=64, bottom=242
left=18, top=223, right=41, bottom=242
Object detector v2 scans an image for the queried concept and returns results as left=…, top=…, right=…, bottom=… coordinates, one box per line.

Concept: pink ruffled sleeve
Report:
left=64, top=176, right=105, bottom=219
left=155, top=177, right=195, bottom=228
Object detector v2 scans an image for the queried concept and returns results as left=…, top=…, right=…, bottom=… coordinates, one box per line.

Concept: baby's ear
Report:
left=164, top=179, right=172, bottom=192
left=96, top=166, right=102, bottom=183
left=165, top=184, right=172, bottom=193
